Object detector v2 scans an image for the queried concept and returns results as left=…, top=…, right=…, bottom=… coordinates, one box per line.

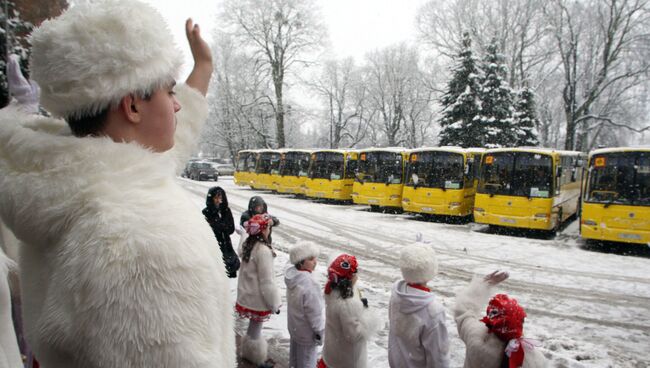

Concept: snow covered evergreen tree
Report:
left=438, top=32, right=483, bottom=147
left=512, top=84, right=540, bottom=146
left=1, top=1, right=34, bottom=108
left=477, top=39, right=516, bottom=148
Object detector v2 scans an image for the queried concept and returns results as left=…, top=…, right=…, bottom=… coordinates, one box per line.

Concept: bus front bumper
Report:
left=473, top=211, right=555, bottom=230
left=402, top=200, right=470, bottom=216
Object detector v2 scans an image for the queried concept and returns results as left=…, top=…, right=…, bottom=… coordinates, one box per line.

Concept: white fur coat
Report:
left=236, top=239, right=281, bottom=312
left=453, top=278, right=548, bottom=368
left=0, top=84, right=235, bottom=368
left=0, top=248, right=21, bottom=368
left=321, top=287, right=379, bottom=368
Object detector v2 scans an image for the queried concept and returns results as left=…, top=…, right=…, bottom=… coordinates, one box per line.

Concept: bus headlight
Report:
left=474, top=207, right=485, bottom=212
left=582, top=219, right=597, bottom=226
left=390, top=195, right=400, bottom=199
left=402, top=198, right=410, bottom=203
left=534, top=213, right=549, bottom=218
left=449, top=202, right=461, bottom=207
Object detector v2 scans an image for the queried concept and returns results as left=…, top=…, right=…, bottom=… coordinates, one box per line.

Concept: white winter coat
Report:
left=284, top=264, right=325, bottom=345
left=237, top=239, right=281, bottom=312
left=0, top=84, right=235, bottom=368
left=321, top=287, right=378, bottom=368
left=388, top=280, right=450, bottom=368
left=0, top=249, right=22, bottom=368
left=453, top=278, right=548, bottom=368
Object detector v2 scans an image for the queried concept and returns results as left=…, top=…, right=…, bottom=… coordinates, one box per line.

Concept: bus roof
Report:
left=310, top=149, right=354, bottom=154
left=357, top=147, right=408, bottom=153
left=276, top=148, right=313, bottom=154
left=409, top=146, right=469, bottom=154
left=483, top=147, right=584, bottom=156
left=589, top=146, right=650, bottom=156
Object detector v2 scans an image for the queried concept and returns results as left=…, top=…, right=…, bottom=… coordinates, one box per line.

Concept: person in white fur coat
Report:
left=388, top=242, right=450, bottom=368
left=284, top=242, right=324, bottom=368
left=236, top=214, right=281, bottom=368
left=453, top=271, right=548, bottom=368
left=0, top=1, right=235, bottom=367
left=318, top=254, right=378, bottom=368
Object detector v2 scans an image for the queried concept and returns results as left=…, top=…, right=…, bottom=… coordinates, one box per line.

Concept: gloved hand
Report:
left=7, top=54, right=40, bottom=113
left=361, top=297, right=369, bottom=308
left=314, top=332, right=323, bottom=346
left=275, top=309, right=281, bottom=315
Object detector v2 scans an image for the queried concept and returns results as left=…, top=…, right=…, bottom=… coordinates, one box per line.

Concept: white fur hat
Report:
left=30, top=0, right=183, bottom=119
left=399, top=242, right=438, bottom=284
left=289, top=242, right=320, bottom=265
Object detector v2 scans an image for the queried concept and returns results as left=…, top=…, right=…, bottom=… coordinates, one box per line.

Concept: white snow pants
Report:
left=289, top=339, right=318, bottom=368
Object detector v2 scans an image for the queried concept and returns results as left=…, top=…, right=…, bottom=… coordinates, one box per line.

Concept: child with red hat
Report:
left=318, top=254, right=379, bottom=368
left=236, top=214, right=281, bottom=368
left=453, top=271, right=547, bottom=368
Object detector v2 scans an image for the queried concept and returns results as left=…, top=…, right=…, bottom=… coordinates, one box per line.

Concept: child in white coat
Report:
left=453, top=271, right=547, bottom=368
left=388, top=242, right=450, bottom=368
left=284, top=242, right=324, bottom=368
left=318, top=254, right=378, bottom=368
left=237, top=214, right=281, bottom=368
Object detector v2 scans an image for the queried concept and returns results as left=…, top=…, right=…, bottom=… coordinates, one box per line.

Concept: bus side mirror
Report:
left=577, top=159, right=585, bottom=167
left=571, top=167, right=577, bottom=182
left=556, top=167, right=562, bottom=178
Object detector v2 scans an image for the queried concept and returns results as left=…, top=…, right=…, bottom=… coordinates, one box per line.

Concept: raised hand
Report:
left=7, top=54, right=40, bottom=113
left=184, top=18, right=212, bottom=96
left=484, top=270, right=509, bottom=285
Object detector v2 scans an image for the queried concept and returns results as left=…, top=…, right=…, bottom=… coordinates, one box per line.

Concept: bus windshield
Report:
left=279, top=152, right=311, bottom=177
left=478, top=152, right=553, bottom=198
left=256, top=153, right=281, bottom=174
left=406, top=151, right=464, bottom=189
left=357, top=151, right=403, bottom=184
left=586, top=152, right=650, bottom=206
left=237, top=153, right=256, bottom=173
left=309, top=152, right=345, bottom=180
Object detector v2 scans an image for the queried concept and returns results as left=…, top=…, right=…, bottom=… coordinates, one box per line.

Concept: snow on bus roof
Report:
left=483, top=147, right=584, bottom=156
left=356, top=147, right=408, bottom=153
left=590, top=146, right=650, bottom=156
left=409, top=146, right=469, bottom=154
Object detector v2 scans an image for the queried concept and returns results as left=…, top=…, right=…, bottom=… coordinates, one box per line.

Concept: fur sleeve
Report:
left=452, top=276, right=496, bottom=351
left=256, top=245, right=281, bottom=311
left=338, top=294, right=380, bottom=343
left=168, top=83, right=208, bottom=175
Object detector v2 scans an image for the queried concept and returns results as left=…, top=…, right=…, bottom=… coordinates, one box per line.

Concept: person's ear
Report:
left=120, top=94, right=143, bottom=124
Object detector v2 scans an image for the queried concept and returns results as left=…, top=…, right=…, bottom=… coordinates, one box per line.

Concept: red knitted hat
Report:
left=480, top=294, right=526, bottom=341
left=244, top=214, right=271, bottom=236
left=325, top=254, right=358, bottom=294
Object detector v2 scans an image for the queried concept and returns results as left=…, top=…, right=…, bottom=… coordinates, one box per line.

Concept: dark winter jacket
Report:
left=203, top=187, right=240, bottom=278
left=239, top=196, right=280, bottom=228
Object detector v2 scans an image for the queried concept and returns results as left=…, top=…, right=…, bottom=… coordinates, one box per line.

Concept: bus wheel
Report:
left=370, top=205, right=380, bottom=212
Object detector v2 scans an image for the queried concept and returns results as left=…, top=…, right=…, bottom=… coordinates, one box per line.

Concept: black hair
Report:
left=328, top=278, right=354, bottom=299
left=241, top=234, right=275, bottom=263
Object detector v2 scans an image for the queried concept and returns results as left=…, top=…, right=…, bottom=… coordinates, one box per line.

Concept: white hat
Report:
left=399, top=242, right=438, bottom=284
left=289, top=242, right=320, bottom=265
left=30, top=0, right=183, bottom=119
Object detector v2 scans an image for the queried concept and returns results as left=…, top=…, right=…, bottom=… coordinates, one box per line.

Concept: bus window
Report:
left=345, top=158, right=358, bottom=179
left=309, top=152, right=345, bottom=180
left=407, top=152, right=464, bottom=189
left=280, top=152, right=311, bottom=177
left=270, top=154, right=281, bottom=175
left=245, top=154, right=256, bottom=172
left=479, top=152, right=552, bottom=198
left=587, top=152, right=649, bottom=206
left=358, top=152, right=403, bottom=184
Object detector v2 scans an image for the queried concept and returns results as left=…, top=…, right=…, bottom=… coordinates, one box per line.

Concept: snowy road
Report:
left=180, top=177, right=650, bottom=368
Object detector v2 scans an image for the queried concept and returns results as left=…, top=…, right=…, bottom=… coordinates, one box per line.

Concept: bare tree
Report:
left=544, top=0, right=650, bottom=150
left=365, top=43, right=424, bottom=147
left=221, top=0, right=326, bottom=148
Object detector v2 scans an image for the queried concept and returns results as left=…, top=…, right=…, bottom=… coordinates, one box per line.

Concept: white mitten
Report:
left=7, top=54, right=40, bottom=113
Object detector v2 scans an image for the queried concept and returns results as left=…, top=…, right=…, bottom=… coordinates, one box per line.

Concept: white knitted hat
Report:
left=289, top=242, right=320, bottom=265
left=399, top=242, right=438, bottom=284
left=30, top=0, right=183, bottom=119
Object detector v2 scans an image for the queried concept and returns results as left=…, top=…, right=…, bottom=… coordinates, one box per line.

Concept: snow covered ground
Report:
left=180, top=177, right=650, bottom=368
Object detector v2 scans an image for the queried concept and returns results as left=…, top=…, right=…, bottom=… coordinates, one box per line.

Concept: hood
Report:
left=247, top=196, right=268, bottom=213
left=205, top=186, right=229, bottom=209
left=0, top=107, right=176, bottom=246
left=284, top=263, right=312, bottom=289
left=392, top=280, right=435, bottom=314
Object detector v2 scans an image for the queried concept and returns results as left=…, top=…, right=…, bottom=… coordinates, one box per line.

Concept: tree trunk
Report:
left=274, top=79, right=286, bottom=148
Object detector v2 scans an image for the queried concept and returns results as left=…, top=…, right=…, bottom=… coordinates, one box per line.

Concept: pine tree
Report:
left=438, top=32, right=483, bottom=147
left=512, top=84, right=540, bottom=146
left=1, top=1, right=34, bottom=108
left=476, top=39, right=517, bottom=148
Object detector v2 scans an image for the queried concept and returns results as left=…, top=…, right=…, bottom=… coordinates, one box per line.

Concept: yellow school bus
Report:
left=580, top=147, right=650, bottom=244
left=250, top=150, right=281, bottom=191
left=273, top=149, right=312, bottom=195
left=474, top=148, right=586, bottom=232
left=234, top=149, right=258, bottom=187
left=304, top=150, right=358, bottom=200
left=401, top=147, right=484, bottom=217
left=351, top=148, right=409, bottom=211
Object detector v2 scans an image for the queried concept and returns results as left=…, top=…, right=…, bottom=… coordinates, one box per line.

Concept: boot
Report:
left=241, top=335, right=267, bottom=366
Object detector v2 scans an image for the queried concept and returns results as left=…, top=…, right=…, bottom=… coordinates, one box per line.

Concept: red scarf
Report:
left=407, top=283, right=431, bottom=292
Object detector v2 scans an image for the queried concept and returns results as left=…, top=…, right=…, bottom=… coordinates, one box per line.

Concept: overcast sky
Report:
left=140, top=0, right=429, bottom=78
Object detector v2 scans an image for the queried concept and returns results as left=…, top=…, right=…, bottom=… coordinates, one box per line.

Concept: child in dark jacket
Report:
left=203, top=187, right=240, bottom=278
